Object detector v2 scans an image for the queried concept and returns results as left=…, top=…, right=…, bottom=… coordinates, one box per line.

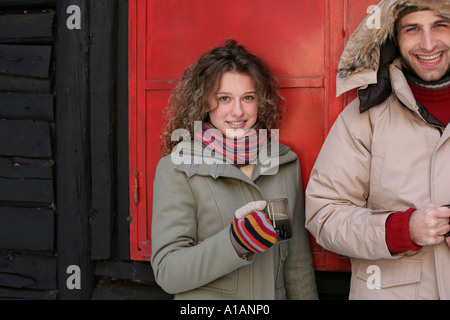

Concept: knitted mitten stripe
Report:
left=232, top=220, right=261, bottom=252
left=231, top=211, right=277, bottom=253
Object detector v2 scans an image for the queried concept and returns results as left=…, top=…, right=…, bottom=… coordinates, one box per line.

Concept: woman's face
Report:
left=208, top=71, right=258, bottom=138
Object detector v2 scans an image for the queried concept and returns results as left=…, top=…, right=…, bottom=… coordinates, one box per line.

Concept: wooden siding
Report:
left=0, top=2, right=57, bottom=300
left=0, top=0, right=172, bottom=300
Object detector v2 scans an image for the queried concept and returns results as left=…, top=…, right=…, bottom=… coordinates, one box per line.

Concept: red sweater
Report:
left=409, top=81, right=450, bottom=125
left=385, top=80, right=450, bottom=253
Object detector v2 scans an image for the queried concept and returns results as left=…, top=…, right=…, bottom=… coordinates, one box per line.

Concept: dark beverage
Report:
left=266, top=198, right=292, bottom=241
left=270, top=215, right=292, bottom=240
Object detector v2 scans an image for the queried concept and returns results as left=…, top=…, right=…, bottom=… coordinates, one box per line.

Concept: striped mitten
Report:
left=231, top=210, right=278, bottom=253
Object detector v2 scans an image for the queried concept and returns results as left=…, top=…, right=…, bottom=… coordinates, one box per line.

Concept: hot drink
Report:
left=265, top=198, right=292, bottom=241
left=269, top=214, right=292, bottom=240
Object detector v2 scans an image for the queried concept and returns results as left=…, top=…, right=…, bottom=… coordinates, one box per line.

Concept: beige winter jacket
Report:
left=151, top=140, right=317, bottom=299
left=306, top=0, right=450, bottom=299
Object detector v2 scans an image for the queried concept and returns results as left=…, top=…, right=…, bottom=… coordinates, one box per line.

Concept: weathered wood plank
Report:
left=0, top=207, right=54, bottom=251
left=0, top=0, right=56, bottom=9
left=0, top=45, right=52, bottom=78
left=0, top=13, right=54, bottom=44
left=91, top=278, right=173, bottom=300
left=55, top=0, right=94, bottom=299
left=0, top=253, right=57, bottom=290
left=0, top=287, right=57, bottom=300
left=93, top=261, right=174, bottom=300
left=90, top=0, right=117, bottom=260
left=0, top=272, right=35, bottom=288
left=0, top=119, right=52, bottom=157
left=0, top=156, right=53, bottom=179
left=0, top=74, right=52, bottom=93
left=95, top=260, right=156, bottom=282
left=0, top=92, right=53, bottom=120
left=0, top=177, right=54, bottom=203
left=116, top=0, right=131, bottom=260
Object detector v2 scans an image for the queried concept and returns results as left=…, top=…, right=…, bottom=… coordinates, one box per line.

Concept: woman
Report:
left=151, top=40, right=317, bottom=299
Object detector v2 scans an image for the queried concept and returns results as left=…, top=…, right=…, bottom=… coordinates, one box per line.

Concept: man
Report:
left=305, top=0, right=450, bottom=299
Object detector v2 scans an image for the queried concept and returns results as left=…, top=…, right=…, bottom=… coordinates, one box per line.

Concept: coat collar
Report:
left=357, top=58, right=447, bottom=128
left=389, top=59, right=418, bottom=112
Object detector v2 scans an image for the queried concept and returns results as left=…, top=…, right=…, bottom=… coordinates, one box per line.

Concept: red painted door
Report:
left=129, top=0, right=375, bottom=271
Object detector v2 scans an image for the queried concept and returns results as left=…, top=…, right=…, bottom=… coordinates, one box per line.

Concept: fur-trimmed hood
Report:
left=337, top=0, right=450, bottom=97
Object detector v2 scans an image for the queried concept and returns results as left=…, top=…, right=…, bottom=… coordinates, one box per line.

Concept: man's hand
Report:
left=409, top=204, right=450, bottom=247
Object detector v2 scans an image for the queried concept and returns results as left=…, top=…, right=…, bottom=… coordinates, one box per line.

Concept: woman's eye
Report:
left=244, top=95, right=255, bottom=101
left=218, top=96, right=230, bottom=102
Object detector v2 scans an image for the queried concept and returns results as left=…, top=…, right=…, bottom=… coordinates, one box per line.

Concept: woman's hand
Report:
left=230, top=201, right=278, bottom=254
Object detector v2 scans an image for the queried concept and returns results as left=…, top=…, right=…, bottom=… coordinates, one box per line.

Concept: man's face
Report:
left=397, top=10, right=450, bottom=82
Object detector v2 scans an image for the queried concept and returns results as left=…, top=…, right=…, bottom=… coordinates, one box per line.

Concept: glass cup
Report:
left=265, top=198, right=292, bottom=240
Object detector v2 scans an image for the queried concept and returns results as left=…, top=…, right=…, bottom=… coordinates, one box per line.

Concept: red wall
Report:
left=129, top=0, right=376, bottom=271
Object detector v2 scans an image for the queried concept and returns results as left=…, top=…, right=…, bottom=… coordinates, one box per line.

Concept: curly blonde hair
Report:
left=161, top=39, right=284, bottom=156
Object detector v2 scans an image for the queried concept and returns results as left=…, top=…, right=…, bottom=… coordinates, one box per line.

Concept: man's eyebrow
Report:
left=399, top=19, right=450, bottom=30
left=399, top=23, right=420, bottom=30
left=434, top=18, right=450, bottom=24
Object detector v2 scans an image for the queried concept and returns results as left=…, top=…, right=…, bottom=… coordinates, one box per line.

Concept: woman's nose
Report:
left=231, top=100, right=244, bottom=117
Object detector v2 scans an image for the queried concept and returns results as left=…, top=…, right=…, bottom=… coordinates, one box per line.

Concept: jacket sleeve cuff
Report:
left=230, top=227, right=254, bottom=260
left=385, top=208, right=423, bottom=254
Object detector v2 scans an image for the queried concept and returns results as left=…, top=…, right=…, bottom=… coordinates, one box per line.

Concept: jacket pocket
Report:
left=353, top=259, right=422, bottom=300
left=276, top=240, right=289, bottom=288
left=202, top=270, right=238, bottom=294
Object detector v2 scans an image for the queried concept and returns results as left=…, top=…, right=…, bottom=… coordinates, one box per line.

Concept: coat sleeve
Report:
left=305, top=100, right=394, bottom=260
left=150, top=156, right=251, bottom=294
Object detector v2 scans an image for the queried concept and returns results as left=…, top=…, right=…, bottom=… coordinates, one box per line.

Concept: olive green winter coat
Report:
left=151, top=140, right=317, bottom=299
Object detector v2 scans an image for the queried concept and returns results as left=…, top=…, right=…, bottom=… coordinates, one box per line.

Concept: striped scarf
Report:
left=194, top=122, right=266, bottom=167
